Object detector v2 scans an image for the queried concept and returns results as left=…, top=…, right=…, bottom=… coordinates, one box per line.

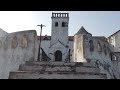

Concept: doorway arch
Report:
left=54, top=50, right=62, bottom=61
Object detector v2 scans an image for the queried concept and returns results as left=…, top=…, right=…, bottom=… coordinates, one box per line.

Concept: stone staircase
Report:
left=9, top=61, right=107, bottom=79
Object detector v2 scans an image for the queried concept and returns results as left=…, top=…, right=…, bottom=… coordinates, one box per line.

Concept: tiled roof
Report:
left=37, top=36, right=74, bottom=41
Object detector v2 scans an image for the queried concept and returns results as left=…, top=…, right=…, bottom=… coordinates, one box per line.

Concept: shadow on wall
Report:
left=0, top=30, right=38, bottom=79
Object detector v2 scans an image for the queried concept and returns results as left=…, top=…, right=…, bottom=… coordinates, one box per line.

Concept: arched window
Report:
left=97, top=42, right=102, bottom=52
left=89, top=40, right=94, bottom=52
left=55, top=22, right=58, bottom=27
left=103, top=44, right=107, bottom=55
left=54, top=50, right=62, bottom=61
left=62, top=22, right=65, bottom=27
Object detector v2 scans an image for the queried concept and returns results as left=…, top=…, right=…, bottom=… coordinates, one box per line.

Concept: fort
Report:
left=0, top=12, right=120, bottom=79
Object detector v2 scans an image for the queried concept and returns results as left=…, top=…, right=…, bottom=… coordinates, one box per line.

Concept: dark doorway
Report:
left=55, top=50, right=62, bottom=61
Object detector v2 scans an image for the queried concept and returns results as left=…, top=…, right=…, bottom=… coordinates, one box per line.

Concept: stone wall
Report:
left=74, top=32, right=120, bottom=79
left=49, top=41, right=69, bottom=61
left=73, top=34, right=84, bottom=62
left=41, top=40, right=50, bottom=55
left=111, top=52, right=120, bottom=75
left=50, top=17, right=69, bottom=62
left=82, top=35, right=119, bottom=79
left=40, top=40, right=74, bottom=62
left=83, top=36, right=112, bottom=61
left=0, top=30, right=38, bottom=79
left=108, top=31, right=120, bottom=52
left=51, top=18, right=69, bottom=47
left=0, top=28, right=8, bottom=37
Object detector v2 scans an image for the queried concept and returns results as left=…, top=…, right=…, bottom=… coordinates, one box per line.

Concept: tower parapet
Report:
left=52, top=13, right=69, bottom=18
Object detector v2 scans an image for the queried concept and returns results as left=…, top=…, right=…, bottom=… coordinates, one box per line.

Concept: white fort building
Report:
left=0, top=12, right=120, bottom=79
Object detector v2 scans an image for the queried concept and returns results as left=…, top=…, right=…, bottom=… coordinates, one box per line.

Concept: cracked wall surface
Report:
left=0, top=29, right=38, bottom=79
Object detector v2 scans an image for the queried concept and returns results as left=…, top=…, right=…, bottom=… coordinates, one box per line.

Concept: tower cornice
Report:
left=51, top=12, right=69, bottom=18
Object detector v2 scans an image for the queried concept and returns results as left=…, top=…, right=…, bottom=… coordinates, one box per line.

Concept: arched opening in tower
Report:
left=54, top=50, right=62, bottom=61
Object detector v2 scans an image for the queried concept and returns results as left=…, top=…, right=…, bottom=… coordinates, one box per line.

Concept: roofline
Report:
left=93, top=36, right=107, bottom=38
left=37, top=36, right=74, bottom=41
left=37, top=35, right=74, bottom=37
left=113, top=52, right=120, bottom=53
left=108, top=30, right=120, bottom=38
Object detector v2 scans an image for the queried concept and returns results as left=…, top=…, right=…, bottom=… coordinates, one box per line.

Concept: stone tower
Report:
left=49, top=12, right=69, bottom=62
left=50, top=12, right=69, bottom=46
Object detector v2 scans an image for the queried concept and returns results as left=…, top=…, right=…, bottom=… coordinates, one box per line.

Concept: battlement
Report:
left=51, top=12, right=69, bottom=18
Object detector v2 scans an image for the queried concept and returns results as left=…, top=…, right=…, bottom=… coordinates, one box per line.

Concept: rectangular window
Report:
left=55, top=22, right=58, bottom=27
left=62, top=22, right=68, bottom=27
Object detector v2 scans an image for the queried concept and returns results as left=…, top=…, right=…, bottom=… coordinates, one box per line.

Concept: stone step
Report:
left=9, top=71, right=107, bottom=79
left=19, top=65, right=43, bottom=71
left=19, top=64, right=100, bottom=73
left=25, top=61, right=75, bottom=66
left=25, top=61, right=96, bottom=68
left=75, top=67, right=100, bottom=73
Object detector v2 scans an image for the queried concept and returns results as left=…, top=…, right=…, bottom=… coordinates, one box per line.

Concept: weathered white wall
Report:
left=0, top=30, right=38, bottom=79
left=108, top=32, right=120, bottom=52
left=49, top=41, right=69, bottom=61
left=51, top=18, right=69, bottom=46
left=49, top=16, right=69, bottom=61
left=111, top=52, right=120, bottom=75
left=39, top=39, right=74, bottom=62
left=0, top=28, right=8, bottom=37
left=41, top=40, right=50, bottom=55
left=73, top=31, right=120, bottom=79
left=107, top=31, right=120, bottom=78
left=73, top=34, right=85, bottom=62
left=83, top=37, right=111, bottom=62
left=82, top=34, right=119, bottom=78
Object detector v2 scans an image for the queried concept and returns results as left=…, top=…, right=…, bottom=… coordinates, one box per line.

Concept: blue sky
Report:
left=0, top=11, right=120, bottom=37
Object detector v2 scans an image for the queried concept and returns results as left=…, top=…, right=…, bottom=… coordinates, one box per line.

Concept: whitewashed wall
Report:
left=40, top=39, right=74, bottom=62
left=108, top=31, right=120, bottom=52
left=41, top=40, right=50, bottom=55
left=51, top=18, right=69, bottom=46
left=83, top=37, right=111, bottom=62
left=0, top=28, right=8, bottom=37
left=49, top=42, right=69, bottom=61
left=73, top=34, right=84, bottom=62
left=0, top=30, right=38, bottom=79
left=82, top=34, right=119, bottom=79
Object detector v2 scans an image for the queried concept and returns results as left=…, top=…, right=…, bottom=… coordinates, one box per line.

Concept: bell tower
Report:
left=49, top=12, right=69, bottom=61
left=50, top=12, right=69, bottom=46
